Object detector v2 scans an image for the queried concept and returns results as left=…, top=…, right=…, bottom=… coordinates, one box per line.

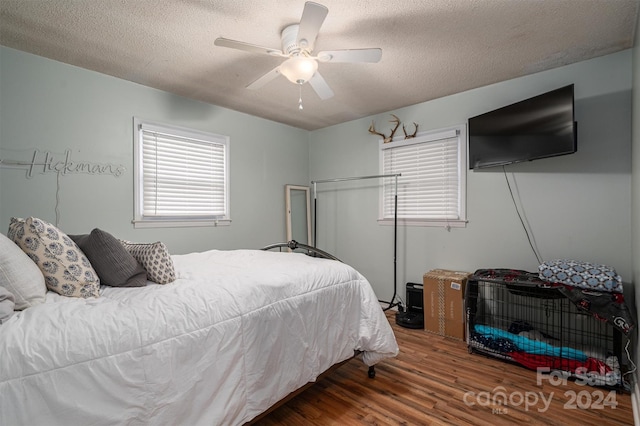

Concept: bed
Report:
left=0, top=225, right=398, bottom=425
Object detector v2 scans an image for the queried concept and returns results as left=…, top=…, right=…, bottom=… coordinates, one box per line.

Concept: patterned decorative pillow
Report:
left=538, top=259, right=623, bottom=293
left=119, top=240, right=176, bottom=284
left=8, top=217, right=100, bottom=298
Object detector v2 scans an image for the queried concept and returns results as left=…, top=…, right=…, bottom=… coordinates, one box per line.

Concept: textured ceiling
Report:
left=1, top=0, right=638, bottom=130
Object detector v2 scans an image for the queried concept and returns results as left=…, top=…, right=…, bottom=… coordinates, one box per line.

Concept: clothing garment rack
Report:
left=311, top=173, right=401, bottom=311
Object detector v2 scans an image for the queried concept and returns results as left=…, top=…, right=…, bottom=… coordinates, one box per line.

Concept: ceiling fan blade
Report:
left=214, top=37, right=284, bottom=56
left=297, top=2, right=328, bottom=50
left=316, top=48, right=382, bottom=63
left=246, top=66, right=282, bottom=90
left=308, top=72, right=334, bottom=100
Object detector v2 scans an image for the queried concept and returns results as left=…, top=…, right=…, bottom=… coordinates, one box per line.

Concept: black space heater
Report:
left=395, top=282, right=424, bottom=329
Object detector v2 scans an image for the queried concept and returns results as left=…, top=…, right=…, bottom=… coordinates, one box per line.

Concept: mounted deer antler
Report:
left=368, top=114, right=401, bottom=143
left=403, top=122, right=418, bottom=139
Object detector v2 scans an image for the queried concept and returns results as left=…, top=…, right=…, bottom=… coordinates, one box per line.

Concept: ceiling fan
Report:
left=214, top=1, right=382, bottom=107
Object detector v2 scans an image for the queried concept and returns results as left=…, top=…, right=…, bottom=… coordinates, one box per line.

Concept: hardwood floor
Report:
left=257, top=311, right=634, bottom=425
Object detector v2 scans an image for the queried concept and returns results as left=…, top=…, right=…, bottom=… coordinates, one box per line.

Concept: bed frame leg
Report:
left=367, top=366, right=376, bottom=379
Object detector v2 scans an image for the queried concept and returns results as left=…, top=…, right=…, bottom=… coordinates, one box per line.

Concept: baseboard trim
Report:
left=632, top=372, right=640, bottom=426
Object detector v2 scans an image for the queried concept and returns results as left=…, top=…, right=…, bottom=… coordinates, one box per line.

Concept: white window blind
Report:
left=134, top=119, right=230, bottom=228
left=380, top=126, right=466, bottom=227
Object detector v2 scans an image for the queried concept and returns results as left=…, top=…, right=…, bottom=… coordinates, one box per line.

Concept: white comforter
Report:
left=0, top=249, right=398, bottom=425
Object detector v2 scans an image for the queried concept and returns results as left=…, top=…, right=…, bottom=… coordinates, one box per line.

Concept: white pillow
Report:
left=0, top=232, right=46, bottom=310
left=8, top=217, right=100, bottom=298
left=0, top=285, right=16, bottom=323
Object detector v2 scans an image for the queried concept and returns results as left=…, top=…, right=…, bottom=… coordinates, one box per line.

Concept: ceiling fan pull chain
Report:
left=298, top=84, right=304, bottom=110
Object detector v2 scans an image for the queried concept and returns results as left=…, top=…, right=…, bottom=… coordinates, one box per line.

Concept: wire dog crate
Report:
left=466, top=269, right=626, bottom=389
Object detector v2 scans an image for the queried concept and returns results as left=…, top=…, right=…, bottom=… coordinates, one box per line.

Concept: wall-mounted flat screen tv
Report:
left=468, top=84, right=577, bottom=169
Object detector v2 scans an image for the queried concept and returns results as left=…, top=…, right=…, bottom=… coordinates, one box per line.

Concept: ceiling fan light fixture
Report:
left=280, top=56, right=318, bottom=84
left=216, top=2, right=377, bottom=102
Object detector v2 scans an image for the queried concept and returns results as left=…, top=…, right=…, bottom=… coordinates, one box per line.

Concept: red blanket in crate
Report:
left=508, top=352, right=611, bottom=374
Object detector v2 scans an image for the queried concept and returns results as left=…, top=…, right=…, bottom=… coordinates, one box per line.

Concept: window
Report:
left=379, top=125, right=466, bottom=228
left=133, top=118, right=230, bottom=228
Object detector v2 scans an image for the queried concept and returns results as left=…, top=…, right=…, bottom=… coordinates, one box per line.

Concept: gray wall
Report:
left=309, top=50, right=633, bottom=302
left=0, top=47, right=309, bottom=254
left=631, top=8, right=640, bottom=415
left=0, top=46, right=635, bottom=306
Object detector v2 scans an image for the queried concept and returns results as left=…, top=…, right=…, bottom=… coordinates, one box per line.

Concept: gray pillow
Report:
left=70, top=229, right=147, bottom=287
left=0, top=232, right=46, bottom=310
left=0, top=286, right=15, bottom=324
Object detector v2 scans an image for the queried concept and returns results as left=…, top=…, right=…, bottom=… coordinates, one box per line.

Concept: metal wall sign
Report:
left=0, top=149, right=125, bottom=178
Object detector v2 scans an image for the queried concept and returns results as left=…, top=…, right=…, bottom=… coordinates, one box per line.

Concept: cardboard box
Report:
left=423, top=269, right=471, bottom=340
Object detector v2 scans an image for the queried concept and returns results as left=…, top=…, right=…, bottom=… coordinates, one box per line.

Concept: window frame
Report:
left=378, top=124, right=467, bottom=228
left=132, top=118, right=230, bottom=229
